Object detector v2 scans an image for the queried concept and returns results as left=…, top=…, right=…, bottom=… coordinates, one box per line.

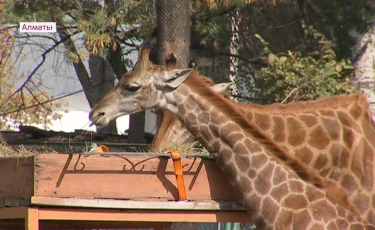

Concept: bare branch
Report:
left=0, top=76, right=115, bottom=117
left=109, top=0, right=149, bottom=20
left=0, top=30, right=79, bottom=110
left=25, top=86, right=51, bottom=112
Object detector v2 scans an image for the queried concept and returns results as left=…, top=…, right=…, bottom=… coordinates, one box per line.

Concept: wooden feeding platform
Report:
left=0, top=152, right=250, bottom=229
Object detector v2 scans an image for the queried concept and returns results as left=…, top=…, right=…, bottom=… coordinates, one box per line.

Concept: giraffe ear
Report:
left=160, top=68, right=194, bottom=89
left=211, top=82, right=233, bottom=93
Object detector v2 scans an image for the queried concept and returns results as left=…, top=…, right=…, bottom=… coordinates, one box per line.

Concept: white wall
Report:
left=8, top=30, right=138, bottom=133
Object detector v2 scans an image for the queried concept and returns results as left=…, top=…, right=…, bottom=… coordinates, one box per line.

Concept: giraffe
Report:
left=151, top=76, right=231, bottom=152
left=150, top=65, right=375, bottom=224
left=89, top=48, right=375, bottom=229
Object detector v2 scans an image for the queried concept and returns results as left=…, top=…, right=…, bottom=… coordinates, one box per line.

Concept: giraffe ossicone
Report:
left=89, top=47, right=375, bottom=229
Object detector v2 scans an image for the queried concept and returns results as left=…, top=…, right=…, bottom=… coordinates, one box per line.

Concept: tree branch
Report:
left=0, top=30, right=78, bottom=110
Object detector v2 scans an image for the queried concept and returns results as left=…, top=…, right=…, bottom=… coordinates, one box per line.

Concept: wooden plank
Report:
left=34, top=154, right=239, bottom=201
left=25, top=208, right=39, bottom=230
left=31, top=196, right=245, bottom=211
left=37, top=207, right=251, bottom=223
left=0, top=198, right=30, bottom=207
left=0, top=220, right=25, bottom=229
left=0, top=220, right=170, bottom=230
left=0, top=158, right=34, bottom=199
left=39, top=221, right=172, bottom=230
left=0, top=207, right=27, bottom=219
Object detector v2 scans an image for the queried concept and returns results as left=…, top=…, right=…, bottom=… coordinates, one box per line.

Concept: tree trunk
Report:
left=150, top=0, right=191, bottom=144
left=351, top=18, right=375, bottom=119
left=88, top=54, right=117, bottom=134
left=127, top=111, right=147, bottom=143
left=54, top=13, right=117, bottom=134
left=154, top=0, right=192, bottom=227
left=229, top=10, right=256, bottom=103
left=155, top=0, right=191, bottom=68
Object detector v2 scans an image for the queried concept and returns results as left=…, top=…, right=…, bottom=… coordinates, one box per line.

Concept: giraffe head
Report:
left=89, top=48, right=194, bottom=127
left=151, top=66, right=232, bottom=152
left=151, top=81, right=232, bottom=151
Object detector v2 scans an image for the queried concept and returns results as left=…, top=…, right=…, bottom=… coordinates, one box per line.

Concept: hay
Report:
left=0, top=142, right=42, bottom=158
left=153, top=141, right=209, bottom=154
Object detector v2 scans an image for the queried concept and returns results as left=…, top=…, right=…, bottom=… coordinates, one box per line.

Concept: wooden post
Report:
left=25, top=208, right=39, bottom=230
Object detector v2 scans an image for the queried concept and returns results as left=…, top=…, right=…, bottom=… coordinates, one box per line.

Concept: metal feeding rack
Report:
left=0, top=149, right=250, bottom=229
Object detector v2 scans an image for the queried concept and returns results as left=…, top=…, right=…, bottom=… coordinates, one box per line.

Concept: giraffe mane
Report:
left=152, top=69, right=233, bottom=152
left=151, top=110, right=176, bottom=152
left=243, top=93, right=370, bottom=114
left=184, top=72, right=359, bottom=215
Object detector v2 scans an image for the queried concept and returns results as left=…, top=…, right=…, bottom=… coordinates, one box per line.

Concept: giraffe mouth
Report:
left=89, top=112, right=106, bottom=127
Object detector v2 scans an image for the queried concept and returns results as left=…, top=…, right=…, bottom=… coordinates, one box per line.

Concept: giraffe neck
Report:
left=154, top=87, right=375, bottom=223
left=162, top=75, right=369, bottom=229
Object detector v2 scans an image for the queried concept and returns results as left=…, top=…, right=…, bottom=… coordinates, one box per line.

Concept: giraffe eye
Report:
left=125, top=84, right=141, bottom=92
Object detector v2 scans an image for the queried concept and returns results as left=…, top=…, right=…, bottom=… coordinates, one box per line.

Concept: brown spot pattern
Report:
left=248, top=169, right=257, bottom=179
left=233, top=143, right=249, bottom=155
left=313, top=154, right=328, bottom=171
left=343, top=127, right=357, bottom=150
left=299, top=114, right=319, bottom=127
left=308, top=126, right=330, bottom=150
left=271, top=183, right=289, bottom=202
left=353, top=193, right=370, bottom=214
left=289, top=180, right=304, bottom=193
left=362, top=140, right=375, bottom=190
left=227, top=132, right=245, bottom=143
left=320, top=109, right=336, bottom=117
left=337, top=111, right=360, bottom=133
left=254, top=175, right=271, bottom=194
left=310, top=223, right=325, bottom=230
left=342, top=174, right=358, bottom=194
left=261, top=197, right=279, bottom=223
left=293, top=210, right=311, bottom=230
left=336, top=219, right=349, bottom=229
left=275, top=210, right=293, bottom=229
left=261, top=163, right=275, bottom=180
left=238, top=176, right=252, bottom=193
left=295, top=146, right=314, bottom=165
left=272, top=116, right=285, bottom=142
left=282, top=194, right=308, bottom=210
left=286, top=117, right=306, bottom=146
left=252, top=154, right=268, bottom=169
left=197, top=112, right=209, bottom=124
left=199, top=126, right=212, bottom=143
left=273, top=166, right=287, bottom=185
left=235, top=155, right=251, bottom=172
left=305, top=185, right=324, bottom=202
left=350, top=105, right=363, bottom=120
left=321, top=117, right=341, bottom=140
left=310, top=200, right=337, bottom=222
left=255, top=113, right=271, bottom=130
left=350, top=224, right=366, bottom=230
left=244, top=139, right=263, bottom=153
left=327, top=222, right=339, bottom=230
left=220, top=123, right=238, bottom=140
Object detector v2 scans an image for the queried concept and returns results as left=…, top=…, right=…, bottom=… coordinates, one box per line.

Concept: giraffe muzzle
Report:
left=89, top=111, right=106, bottom=127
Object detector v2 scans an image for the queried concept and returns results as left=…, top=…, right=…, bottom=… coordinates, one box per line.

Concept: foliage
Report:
left=2, top=0, right=373, bottom=108
left=254, top=33, right=355, bottom=103
left=0, top=6, right=63, bottom=130
left=64, top=0, right=153, bottom=60
left=4, top=0, right=154, bottom=62
left=1, top=0, right=52, bottom=23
